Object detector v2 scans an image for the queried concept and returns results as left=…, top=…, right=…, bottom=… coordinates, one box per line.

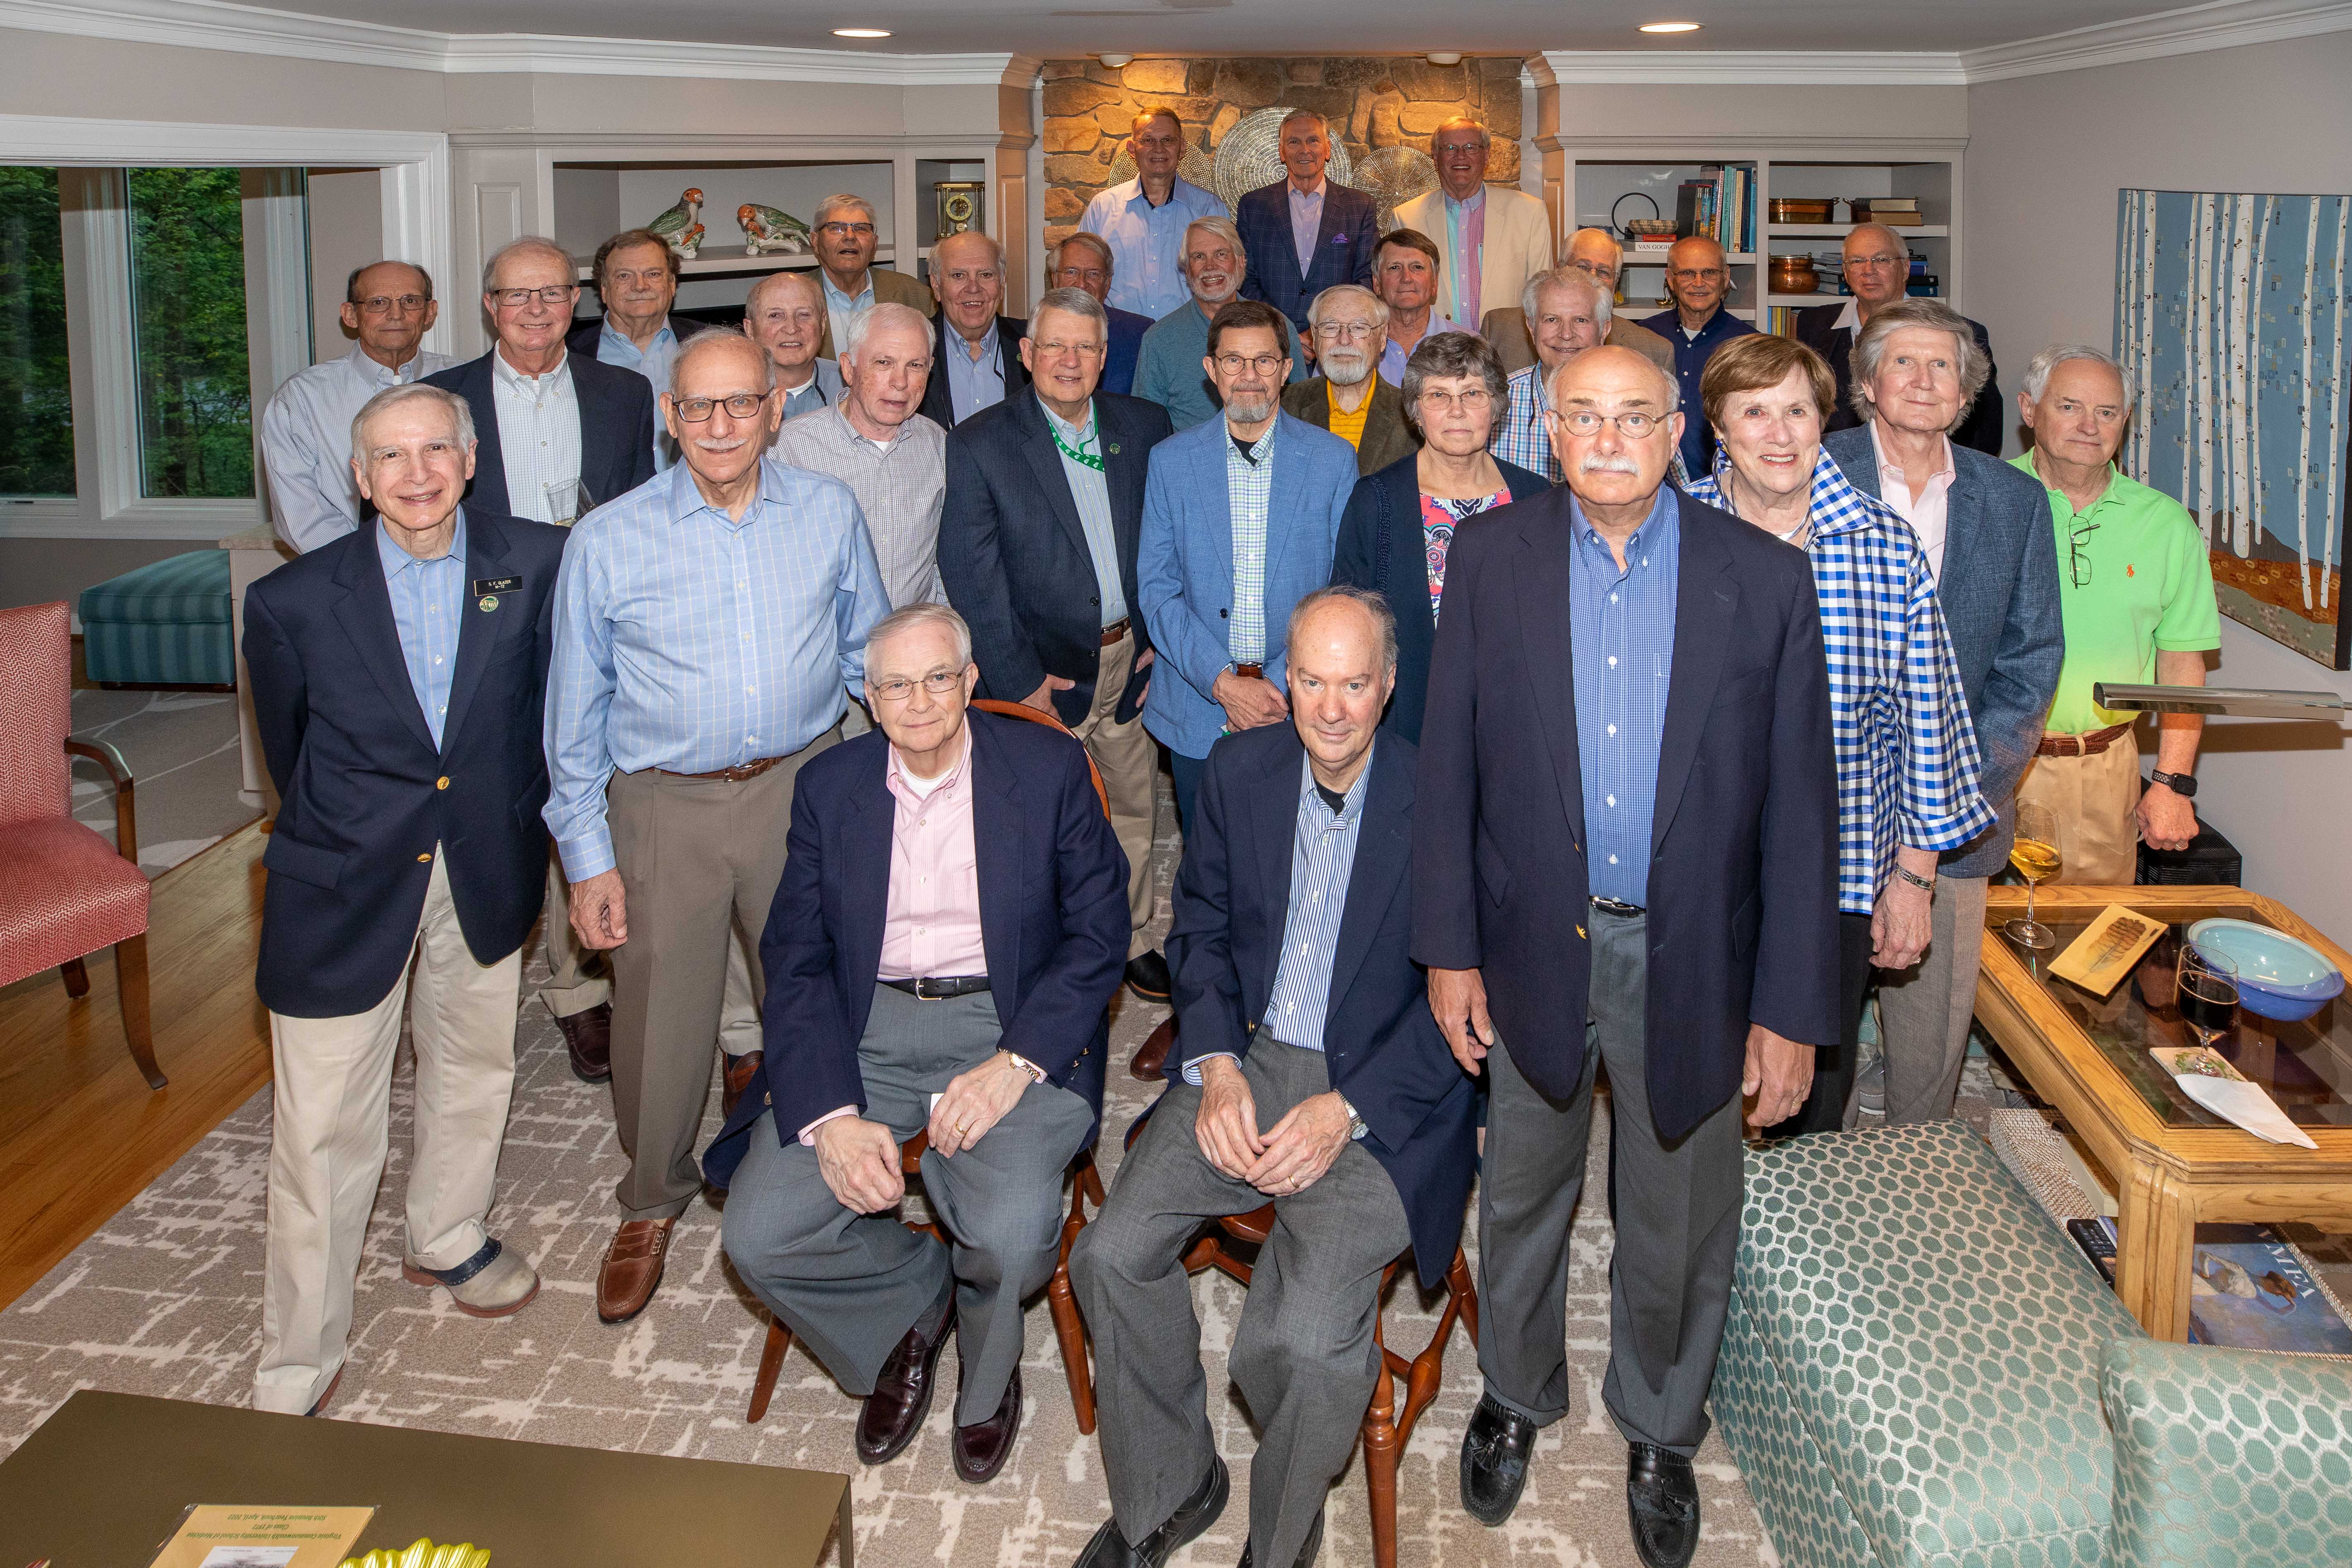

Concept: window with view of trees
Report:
left=129, top=166, right=254, bottom=499
left=0, top=167, right=73, bottom=498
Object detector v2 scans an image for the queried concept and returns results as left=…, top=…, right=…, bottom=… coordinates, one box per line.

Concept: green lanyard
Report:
left=1049, top=415, right=1104, bottom=472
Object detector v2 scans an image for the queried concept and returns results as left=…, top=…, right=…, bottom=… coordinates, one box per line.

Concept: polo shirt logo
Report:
left=2127, top=563, right=2136, bottom=577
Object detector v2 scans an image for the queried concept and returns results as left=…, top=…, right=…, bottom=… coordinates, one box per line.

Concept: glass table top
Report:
left=1999, top=919, right=2352, bottom=1130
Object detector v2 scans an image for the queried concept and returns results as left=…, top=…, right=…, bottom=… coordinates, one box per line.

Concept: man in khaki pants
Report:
left=937, top=287, right=1180, bottom=1003
left=2010, top=344, right=2219, bottom=883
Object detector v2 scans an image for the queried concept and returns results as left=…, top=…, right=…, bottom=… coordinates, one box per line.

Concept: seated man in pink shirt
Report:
left=703, top=603, right=1130, bottom=1486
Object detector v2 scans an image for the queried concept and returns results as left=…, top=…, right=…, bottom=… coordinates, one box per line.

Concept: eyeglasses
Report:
left=354, top=294, right=430, bottom=315
left=1315, top=321, right=1378, bottom=342
left=671, top=391, right=774, bottom=422
left=1668, top=268, right=1726, bottom=283
left=869, top=669, right=965, bottom=701
left=819, top=222, right=877, bottom=239
left=1214, top=353, right=1284, bottom=376
left=491, top=285, right=577, bottom=309
left=2068, top=518, right=2100, bottom=587
left=1568, top=259, right=1618, bottom=285
left=1847, top=253, right=1905, bottom=271
left=1552, top=409, right=1664, bottom=438
left=1418, top=388, right=1493, bottom=412
left=1033, top=339, right=1104, bottom=357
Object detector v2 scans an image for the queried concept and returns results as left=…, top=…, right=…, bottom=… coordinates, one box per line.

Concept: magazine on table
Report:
left=2067, top=1216, right=2352, bottom=1354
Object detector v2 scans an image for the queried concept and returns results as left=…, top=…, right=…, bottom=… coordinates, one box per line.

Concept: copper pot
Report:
left=1770, top=256, right=1819, bottom=296
left=1769, top=198, right=1834, bottom=225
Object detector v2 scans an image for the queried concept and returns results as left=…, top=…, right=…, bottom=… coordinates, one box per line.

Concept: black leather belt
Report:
left=881, top=975, right=992, bottom=1000
left=1589, top=896, right=1645, bottom=917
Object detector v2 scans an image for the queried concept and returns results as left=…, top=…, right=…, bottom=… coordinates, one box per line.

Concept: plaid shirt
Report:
left=1688, top=450, right=1993, bottom=913
left=1490, top=359, right=1691, bottom=490
left=1226, top=422, right=1277, bottom=662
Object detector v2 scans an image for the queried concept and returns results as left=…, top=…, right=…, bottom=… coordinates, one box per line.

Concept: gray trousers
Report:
left=1071, top=1039, right=1413, bottom=1567
left=721, top=985, right=1093, bottom=1424
left=1874, top=874, right=1990, bottom=1125
left=1477, top=907, right=1744, bottom=1455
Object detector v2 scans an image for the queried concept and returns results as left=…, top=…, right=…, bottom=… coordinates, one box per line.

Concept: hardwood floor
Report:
left=0, top=821, right=271, bottom=1309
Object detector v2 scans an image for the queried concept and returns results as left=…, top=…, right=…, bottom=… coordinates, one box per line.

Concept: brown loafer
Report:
left=722, top=1049, right=765, bottom=1118
left=855, top=1298, right=956, bottom=1465
left=951, top=1366, right=1021, bottom=1484
left=557, top=1002, right=613, bottom=1084
left=1130, top=1017, right=1176, bottom=1082
left=596, top=1217, right=675, bottom=1324
left=305, top=1366, right=344, bottom=1418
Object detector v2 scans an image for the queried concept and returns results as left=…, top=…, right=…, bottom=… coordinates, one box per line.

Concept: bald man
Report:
left=1793, top=222, right=2003, bottom=454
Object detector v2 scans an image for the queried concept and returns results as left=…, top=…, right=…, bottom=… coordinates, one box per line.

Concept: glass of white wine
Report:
left=2004, top=800, right=2062, bottom=950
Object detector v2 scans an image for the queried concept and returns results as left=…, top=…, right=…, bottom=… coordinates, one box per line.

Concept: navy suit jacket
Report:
left=917, top=312, right=1030, bottom=431
left=701, top=711, right=1131, bottom=1189
left=938, top=390, right=1175, bottom=728
left=1171, top=724, right=1476, bottom=1286
left=1825, top=426, right=2063, bottom=879
left=422, top=350, right=656, bottom=518
left=1794, top=304, right=2007, bottom=457
left=1410, top=488, right=1842, bottom=1140
left=1236, top=180, right=1380, bottom=330
left=1329, top=450, right=1551, bottom=744
left=242, top=508, right=568, bottom=1017
left=1103, top=306, right=1153, bottom=398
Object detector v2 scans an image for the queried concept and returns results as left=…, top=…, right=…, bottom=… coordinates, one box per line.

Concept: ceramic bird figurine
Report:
left=737, top=202, right=812, bottom=256
left=649, top=187, right=705, bottom=260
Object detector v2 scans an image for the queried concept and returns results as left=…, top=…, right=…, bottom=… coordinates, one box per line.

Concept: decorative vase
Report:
left=1769, top=256, right=1819, bottom=296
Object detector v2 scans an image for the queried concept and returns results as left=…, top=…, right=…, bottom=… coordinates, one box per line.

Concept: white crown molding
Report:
left=0, top=111, right=443, bottom=167
left=1960, top=0, right=2352, bottom=80
left=1530, top=50, right=1968, bottom=86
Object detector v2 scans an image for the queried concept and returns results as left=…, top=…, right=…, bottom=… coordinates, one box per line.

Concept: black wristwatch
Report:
left=2150, top=769, right=2198, bottom=798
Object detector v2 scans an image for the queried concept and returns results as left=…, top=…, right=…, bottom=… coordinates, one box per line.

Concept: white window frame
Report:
left=0, top=115, right=451, bottom=540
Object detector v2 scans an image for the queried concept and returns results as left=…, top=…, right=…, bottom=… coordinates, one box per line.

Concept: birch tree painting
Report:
left=2115, top=188, right=2352, bottom=669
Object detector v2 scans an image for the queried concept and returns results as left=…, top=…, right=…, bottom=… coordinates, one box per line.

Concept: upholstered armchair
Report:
left=0, top=601, right=165, bottom=1089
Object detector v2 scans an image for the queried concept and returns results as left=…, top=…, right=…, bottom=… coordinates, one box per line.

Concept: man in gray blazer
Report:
left=1823, top=298, right=2062, bottom=1125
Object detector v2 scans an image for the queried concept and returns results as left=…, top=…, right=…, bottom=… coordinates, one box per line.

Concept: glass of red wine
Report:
left=2176, top=941, right=2239, bottom=1050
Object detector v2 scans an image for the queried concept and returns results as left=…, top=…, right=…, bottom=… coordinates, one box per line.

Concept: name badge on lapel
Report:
left=472, top=576, right=518, bottom=613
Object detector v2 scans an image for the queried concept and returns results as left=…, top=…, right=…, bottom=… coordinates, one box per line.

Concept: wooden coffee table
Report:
left=1972, top=885, right=2352, bottom=1341
left=0, top=1391, right=851, bottom=1567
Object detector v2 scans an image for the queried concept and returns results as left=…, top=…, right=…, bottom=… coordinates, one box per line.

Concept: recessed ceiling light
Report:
left=832, top=26, right=891, bottom=38
left=1639, top=21, right=1703, bottom=32
left=1425, top=52, right=1462, bottom=65
left=1097, top=52, right=1134, bottom=67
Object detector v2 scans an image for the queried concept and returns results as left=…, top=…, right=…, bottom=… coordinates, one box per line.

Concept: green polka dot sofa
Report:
left=1715, top=1121, right=2352, bottom=1568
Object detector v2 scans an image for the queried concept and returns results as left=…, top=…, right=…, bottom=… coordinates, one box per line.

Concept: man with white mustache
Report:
left=1135, top=216, right=1302, bottom=431
left=1281, top=284, right=1414, bottom=476
left=546, top=330, right=891, bottom=1326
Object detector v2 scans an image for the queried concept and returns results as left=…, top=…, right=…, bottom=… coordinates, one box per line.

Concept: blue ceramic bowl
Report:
left=2185, top=918, right=2346, bottom=1022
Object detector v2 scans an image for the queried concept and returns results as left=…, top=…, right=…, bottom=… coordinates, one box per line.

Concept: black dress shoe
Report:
left=855, top=1298, right=956, bottom=1465
left=952, top=1366, right=1020, bottom=1483
left=1625, top=1442, right=1701, bottom=1568
left=1073, top=1454, right=1228, bottom=1568
left=556, top=1002, right=612, bottom=1083
left=1459, top=1392, right=1538, bottom=1526
left=1236, top=1508, right=1322, bottom=1568
left=1124, top=950, right=1172, bottom=1002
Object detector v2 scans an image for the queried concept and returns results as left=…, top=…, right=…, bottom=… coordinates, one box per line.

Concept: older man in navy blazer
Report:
left=1416, top=345, right=1840, bottom=1568
left=706, top=604, right=1128, bottom=1485
left=243, top=382, right=567, bottom=1417
left=1072, top=587, right=1475, bottom=1568
left=1235, top=110, right=1380, bottom=333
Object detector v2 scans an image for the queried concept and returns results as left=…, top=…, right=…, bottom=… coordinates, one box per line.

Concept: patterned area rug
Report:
left=0, top=790, right=1776, bottom=1567
left=69, top=687, right=258, bottom=876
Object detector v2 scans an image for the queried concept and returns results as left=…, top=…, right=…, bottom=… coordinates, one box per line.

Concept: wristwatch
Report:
left=1337, top=1093, right=1369, bottom=1142
left=2150, top=769, right=2199, bottom=798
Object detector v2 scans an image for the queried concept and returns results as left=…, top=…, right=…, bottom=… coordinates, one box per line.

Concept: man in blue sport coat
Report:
left=1071, top=586, right=1477, bottom=1568
left=1234, top=110, right=1380, bottom=333
left=1137, top=299, right=1359, bottom=828
left=243, top=381, right=567, bottom=1416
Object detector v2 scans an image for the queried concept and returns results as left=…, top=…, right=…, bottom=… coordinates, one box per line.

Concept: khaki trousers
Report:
left=1072, top=628, right=1159, bottom=958
left=2016, top=728, right=2141, bottom=886
left=540, top=856, right=758, bottom=1051
left=605, top=725, right=838, bottom=1219
left=255, top=847, right=522, bottom=1414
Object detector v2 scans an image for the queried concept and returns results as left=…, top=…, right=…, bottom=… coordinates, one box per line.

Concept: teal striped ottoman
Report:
left=1716, top=1122, right=2146, bottom=1568
left=78, top=549, right=234, bottom=686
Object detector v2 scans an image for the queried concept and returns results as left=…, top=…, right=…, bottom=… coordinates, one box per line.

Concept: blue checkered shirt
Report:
left=1226, top=422, right=1277, bottom=662
left=544, top=460, right=891, bottom=879
left=1687, top=450, right=1993, bottom=913
left=1571, top=491, right=1678, bottom=907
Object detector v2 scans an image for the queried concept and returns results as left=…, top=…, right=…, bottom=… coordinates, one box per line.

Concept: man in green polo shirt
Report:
left=2011, top=344, right=2219, bottom=884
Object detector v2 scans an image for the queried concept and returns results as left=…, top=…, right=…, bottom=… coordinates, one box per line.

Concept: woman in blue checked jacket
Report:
left=1683, top=333, right=1993, bottom=1138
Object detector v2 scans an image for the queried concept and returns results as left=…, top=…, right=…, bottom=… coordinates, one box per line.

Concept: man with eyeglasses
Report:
left=1138, top=299, right=1358, bottom=831
left=1479, top=228, right=1676, bottom=381
left=1049, top=232, right=1154, bottom=397
left=744, top=270, right=844, bottom=421
left=916, top=230, right=1029, bottom=431
left=1794, top=222, right=2004, bottom=454
left=1639, top=235, right=1756, bottom=481
left=1080, top=109, right=1226, bottom=321
left=568, top=228, right=703, bottom=472
left=701, top=601, right=1127, bottom=1485
left=2010, top=344, right=2217, bottom=885
left=546, top=330, right=890, bottom=1327
left=811, top=193, right=936, bottom=361
left=939, top=287, right=1176, bottom=1001
left=1135, top=216, right=1304, bottom=431
left=261, top=259, right=455, bottom=553
left=1394, top=116, right=1556, bottom=342
left=1281, top=284, right=1414, bottom=475
left=1419, top=343, right=1839, bottom=1568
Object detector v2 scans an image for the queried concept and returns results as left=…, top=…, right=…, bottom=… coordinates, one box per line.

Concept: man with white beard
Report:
left=1134, top=216, right=1302, bottom=431
left=1281, top=284, right=1414, bottom=475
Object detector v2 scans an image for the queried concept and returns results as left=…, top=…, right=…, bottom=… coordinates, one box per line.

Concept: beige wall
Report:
left=0, top=31, right=444, bottom=129
left=1967, top=34, right=2352, bottom=936
left=305, top=168, right=385, bottom=364
left=1, top=539, right=207, bottom=620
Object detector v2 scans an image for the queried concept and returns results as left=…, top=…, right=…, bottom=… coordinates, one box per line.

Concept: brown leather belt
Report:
left=2035, top=723, right=2132, bottom=757
left=1099, top=617, right=1131, bottom=647
left=661, top=754, right=786, bottom=782
left=1231, top=662, right=1264, bottom=680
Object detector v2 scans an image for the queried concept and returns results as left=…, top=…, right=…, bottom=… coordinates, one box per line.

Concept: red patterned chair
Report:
left=0, top=601, right=165, bottom=1089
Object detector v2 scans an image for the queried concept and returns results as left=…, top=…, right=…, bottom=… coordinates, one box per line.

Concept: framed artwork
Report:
left=2115, top=189, right=2352, bottom=668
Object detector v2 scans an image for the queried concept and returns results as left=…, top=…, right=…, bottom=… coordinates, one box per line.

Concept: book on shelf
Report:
left=1672, top=166, right=1756, bottom=254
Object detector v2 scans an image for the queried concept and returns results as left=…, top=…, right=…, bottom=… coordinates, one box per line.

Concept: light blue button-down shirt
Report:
left=1080, top=175, right=1227, bottom=319
left=378, top=510, right=468, bottom=749
left=1042, top=397, right=1128, bottom=625
left=1377, top=315, right=1465, bottom=386
left=595, top=321, right=680, bottom=472
left=1287, top=180, right=1327, bottom=272
left=1569, top=489, right=1679, bottom=906
left=544, top=460, right=891, bottom=879
left=820, top=272, right=876, bottom=359
left=942, top=321, right=1005, bottom=423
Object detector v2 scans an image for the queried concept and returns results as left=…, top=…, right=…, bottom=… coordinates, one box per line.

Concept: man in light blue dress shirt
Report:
left=546, top=331, right=890, bottom=1326
left=1078, top=108, right=1226, bottom=320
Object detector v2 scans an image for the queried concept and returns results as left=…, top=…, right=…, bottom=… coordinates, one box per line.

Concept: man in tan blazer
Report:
left=1481, top=227, right=1676, bottom=380
left=1393, top=117, right=1554, bottom=334
left=812, top=192, right=936, bottom=361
